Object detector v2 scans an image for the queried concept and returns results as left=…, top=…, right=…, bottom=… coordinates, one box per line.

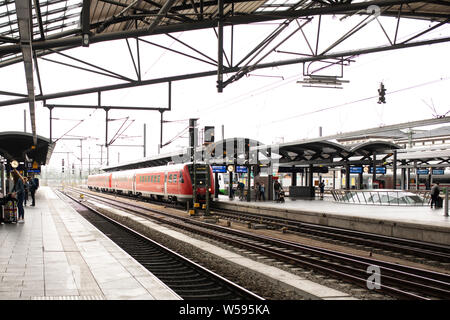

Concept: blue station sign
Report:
left=432, top=169, right=444, bottom=175
left=236, top=165, right=248, bottom=173
left=349, top=167, right=363, bottom=174
left=369, top=167, right=387, bottom=174
left=211, top=165, right=227, bottom=173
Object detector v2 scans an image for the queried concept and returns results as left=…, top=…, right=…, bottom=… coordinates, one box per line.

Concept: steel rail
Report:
left=66, top=187, right=450, bottom=299
left=57, top=189, right=263, bottom=300
left=210, top=207, right=450, bottom=262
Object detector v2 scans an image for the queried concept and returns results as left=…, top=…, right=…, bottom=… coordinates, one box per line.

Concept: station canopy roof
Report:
left=0, top=131, right=54, bottom=165
left=103, top=137, right=402, bottom=172
left=1, top=0, right=450, bottom=65
left=263, top=139, right=402, bottom=167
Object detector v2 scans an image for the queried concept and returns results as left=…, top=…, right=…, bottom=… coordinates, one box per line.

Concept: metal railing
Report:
left=330, top=189, right=430, bottom=206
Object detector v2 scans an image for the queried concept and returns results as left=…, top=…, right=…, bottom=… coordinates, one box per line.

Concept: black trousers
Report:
left=31, top=190, right=36, bottom=205
left=17, top=194, right=24, bottom=219
left=431, top=195, right=438, bottom=207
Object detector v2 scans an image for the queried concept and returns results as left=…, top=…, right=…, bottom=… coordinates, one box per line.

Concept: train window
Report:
left=179, top=171, right=184, bottom=183
left=173, top=174, right=177, bottom=183
left=157, top=175, right=160, bottom=183
left=169, top=174, right=173, bottom=183
left=151, top=176, right=154, bottom=183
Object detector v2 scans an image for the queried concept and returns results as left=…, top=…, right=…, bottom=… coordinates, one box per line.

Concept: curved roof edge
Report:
left=348, top=140, right=403, bottom=153
left=0, top=131, right=54, bottom=165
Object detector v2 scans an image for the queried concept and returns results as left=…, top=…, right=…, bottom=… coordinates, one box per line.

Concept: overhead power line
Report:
left=266, top=76, right=450, bottom=126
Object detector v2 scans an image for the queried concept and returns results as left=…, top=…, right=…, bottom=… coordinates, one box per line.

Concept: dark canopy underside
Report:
left=0, top=131, right=54, bottom=165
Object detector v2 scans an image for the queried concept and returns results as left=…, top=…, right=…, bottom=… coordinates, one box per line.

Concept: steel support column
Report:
left=82, top=0, right=91, bottom=46
left=159, top=110, right=164, bottom=154
left=308, top=164, right=313, bottom=188
left=401, top=160, right=406, bottom=190
left=372, top=152, right=377, bottom=186
left=143, top=123, right=146, bottom=158
left=15, top=0, right=37, bottom=145
left=291, top=170, right=297, bottom=186
left=393, top=150, right=397, bottom=189
left=345, top=163, right=350, bottom=190
left=217, top=0, right=224, bottom=92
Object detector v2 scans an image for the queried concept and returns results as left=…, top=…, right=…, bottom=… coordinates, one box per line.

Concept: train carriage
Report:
left=88, top=163, right=214, bottom=204
left=111, top=170, right=134, bottom=195
left=87, top=173, right=112, bottom=191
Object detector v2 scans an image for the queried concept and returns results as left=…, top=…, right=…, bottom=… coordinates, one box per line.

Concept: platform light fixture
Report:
left=11, top=160, right=19, bottom=169
left=297, top=75, right=349, bottom=89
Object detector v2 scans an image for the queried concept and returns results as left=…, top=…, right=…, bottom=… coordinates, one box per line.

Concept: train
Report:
left=87, top=163, right=215, bottom=204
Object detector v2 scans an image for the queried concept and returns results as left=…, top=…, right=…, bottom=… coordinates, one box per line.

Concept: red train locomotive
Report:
left=87, top=163, right=214, bottom=204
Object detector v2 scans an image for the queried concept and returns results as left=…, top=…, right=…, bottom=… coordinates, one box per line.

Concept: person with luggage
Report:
left=0, top=192, right=17, bottom=225
left=11, top=169, right=25, bottom=223
left=0, top=193, right=17, bottom=224
left=430, top=182, right=441, bottom=209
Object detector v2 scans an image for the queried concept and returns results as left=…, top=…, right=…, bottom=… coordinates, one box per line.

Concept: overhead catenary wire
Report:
left=264, top=76, right=450, bottom=126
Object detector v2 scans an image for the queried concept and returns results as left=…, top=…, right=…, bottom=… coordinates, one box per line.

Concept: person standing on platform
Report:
left=23, top=177, right=29, bottom=206
left=11, top=170, right=25, bottom=223
left=255, top=182, right=261, bottom=201
left=260, top=183, right=266, bottom=201
left=319, top=179, right=325, bottom=199
left=274, top=179, right=281, bottom=202
left=430, top=182, right=440, bottom=208
left=29, top=175, right=39, bottom=207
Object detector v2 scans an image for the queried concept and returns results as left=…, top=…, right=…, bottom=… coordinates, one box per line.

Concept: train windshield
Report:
left=187, top=164, right=209, bottom=186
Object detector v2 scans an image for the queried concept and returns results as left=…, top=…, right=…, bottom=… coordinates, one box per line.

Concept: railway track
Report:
left=210, top=206, right=450, bottom=264
left=64, top=187, right=450, bottom=300
left=56, top=189, right=263, bottom=300
left=78, top=186, right=450, bottom=265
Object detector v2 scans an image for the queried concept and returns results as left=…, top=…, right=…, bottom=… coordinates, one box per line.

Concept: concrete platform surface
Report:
left=0, top=187, right=180, bottom=300
left=216, top=195, right=450, bottom=228
left=214, top=195, right=450, bottom=245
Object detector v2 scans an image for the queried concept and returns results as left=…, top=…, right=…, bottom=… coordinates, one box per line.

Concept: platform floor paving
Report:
left=216, top=194, right=450, bottom=229
left=0, top=187, right=180, bottom=300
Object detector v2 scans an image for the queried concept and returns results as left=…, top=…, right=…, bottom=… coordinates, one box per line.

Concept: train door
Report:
left=132, top=173, right=136, bottom=195
left=164, top=171, right=168, bottom=199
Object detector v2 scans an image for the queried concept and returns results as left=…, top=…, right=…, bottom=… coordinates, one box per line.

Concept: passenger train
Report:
left=87, top=163, right=214, bottom=204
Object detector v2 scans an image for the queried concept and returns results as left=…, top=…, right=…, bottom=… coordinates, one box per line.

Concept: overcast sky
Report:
left=0, top=14, right=449, bottom=170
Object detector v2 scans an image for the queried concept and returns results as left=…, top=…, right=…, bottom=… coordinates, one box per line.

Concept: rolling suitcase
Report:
left=3, top=200, right=18, bottom=223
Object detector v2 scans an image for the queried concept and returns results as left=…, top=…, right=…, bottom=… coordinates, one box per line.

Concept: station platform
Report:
left=213, top=195, right=450, bottom=246
left=0, top=187, right=180, bottom=300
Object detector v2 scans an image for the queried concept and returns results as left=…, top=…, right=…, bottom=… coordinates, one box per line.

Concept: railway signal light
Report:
left=72, top=163, right=75, bottom=174
left=378, top=82, right=386, bottom=104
